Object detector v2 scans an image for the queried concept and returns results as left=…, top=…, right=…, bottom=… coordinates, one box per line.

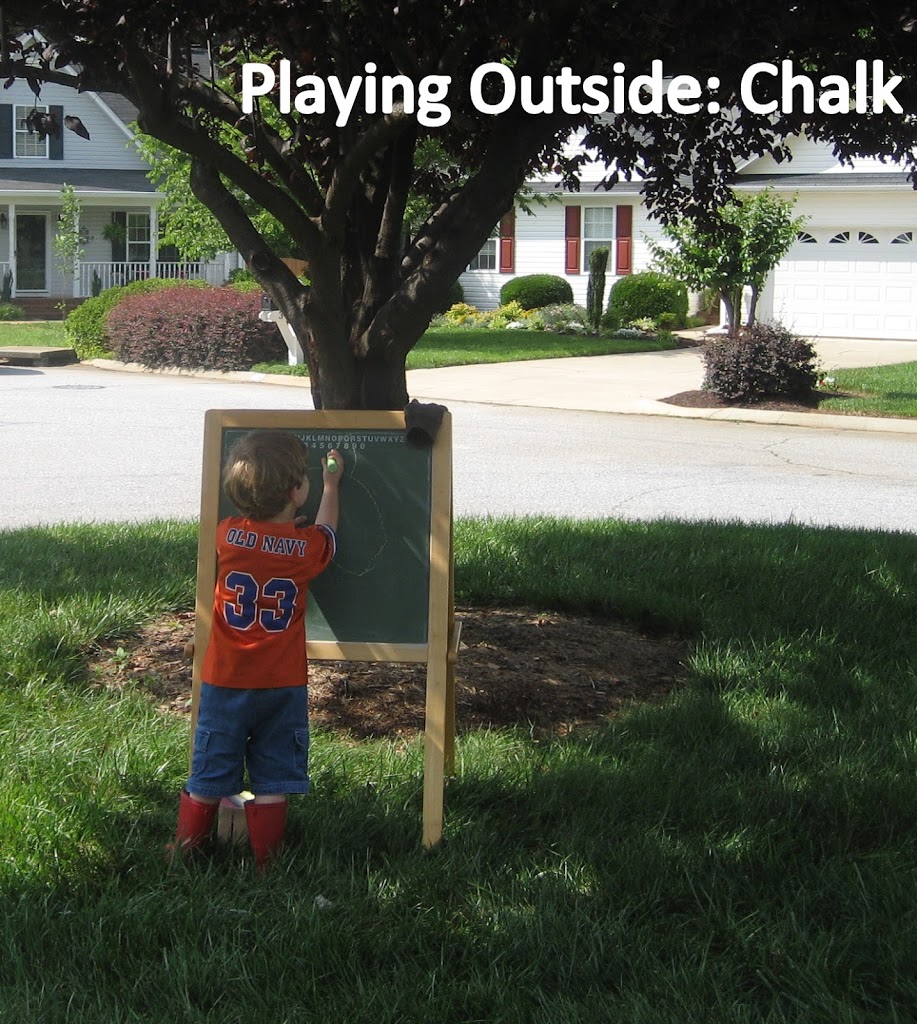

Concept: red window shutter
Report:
left=565, top=206, right=581, bottom=274
left=499, top=210, right=515, bottom=273
left=616, top=205, right=633, bottom=275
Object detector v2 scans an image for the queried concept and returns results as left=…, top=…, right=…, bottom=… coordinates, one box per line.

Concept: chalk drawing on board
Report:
left=302, top=471, right=386, bottom=577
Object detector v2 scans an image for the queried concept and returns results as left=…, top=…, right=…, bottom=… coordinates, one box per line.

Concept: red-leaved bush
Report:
left=106, top=285, right=287, bottom=371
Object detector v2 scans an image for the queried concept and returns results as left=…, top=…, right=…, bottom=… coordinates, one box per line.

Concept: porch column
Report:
left=149, top=205, right=158, bottom=281
left=8, top=203, right=15, bottom=298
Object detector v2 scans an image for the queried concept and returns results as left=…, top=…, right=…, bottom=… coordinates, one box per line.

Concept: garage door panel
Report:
left=774, top=240, right=917, bottom=340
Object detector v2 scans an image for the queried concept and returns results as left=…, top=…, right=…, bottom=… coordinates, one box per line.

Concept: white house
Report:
left=460, top=137, right=917, bottom=342
left=0, top=82, right=232, bottom=317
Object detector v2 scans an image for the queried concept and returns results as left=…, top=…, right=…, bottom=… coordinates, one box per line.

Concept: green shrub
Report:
left=702, top=321, right=818, bottom=402
left=478, top=301, right=538, bottom=329
left=64, top=278, right=209, bottom=360
left=106, top=285, right=286, bottom=371
left=227, top=267, right=256, bottom=285
left=0, top=302, right=24, bottom=320
left=499, top=274, right=573, bottom=310
left=605, top=271, right=688, bottom=329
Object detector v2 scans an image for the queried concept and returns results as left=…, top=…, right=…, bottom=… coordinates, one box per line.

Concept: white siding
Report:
left=460, top=198, right=660, bottom=309
left=0, top=82, right=144, bottom=170
left=741, top=136, right=907, bottom=175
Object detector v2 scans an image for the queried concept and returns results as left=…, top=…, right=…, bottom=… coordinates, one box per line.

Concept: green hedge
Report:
left=605, top=271, right=688, bottom=329
left=499, top=274, right=573, bottom=310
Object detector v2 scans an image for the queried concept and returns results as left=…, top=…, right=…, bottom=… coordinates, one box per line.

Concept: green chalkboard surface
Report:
left=216, top=421, right=434, bottom=647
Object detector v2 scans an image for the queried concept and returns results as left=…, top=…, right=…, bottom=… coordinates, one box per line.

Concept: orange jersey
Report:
left=201, top=518, right=336, bottom=689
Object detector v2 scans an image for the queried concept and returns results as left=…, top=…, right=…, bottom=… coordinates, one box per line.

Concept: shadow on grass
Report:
left=1, top=518, right=916, bottom=1018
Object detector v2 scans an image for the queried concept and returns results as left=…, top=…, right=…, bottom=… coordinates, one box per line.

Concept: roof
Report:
left=95, top=91, right=140, bottom=127
left=733, top=172, right=915, bottom=190
left=525, top=170, right=916, bottom=198
left=525, top=179, right=645, bottom=195
left=0, top=167, right=159, bottom=197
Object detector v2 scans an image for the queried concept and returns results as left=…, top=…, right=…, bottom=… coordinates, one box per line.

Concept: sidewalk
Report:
left=79, top=334, right=917, bottom=434
left=406, top=335, right=917, bottom=434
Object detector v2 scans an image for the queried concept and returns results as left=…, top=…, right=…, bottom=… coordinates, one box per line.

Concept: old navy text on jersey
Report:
left=226, top=527, right=311, bottom=558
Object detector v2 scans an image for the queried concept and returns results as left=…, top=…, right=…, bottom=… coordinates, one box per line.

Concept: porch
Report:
left=0, top=193, right=237, bottom=307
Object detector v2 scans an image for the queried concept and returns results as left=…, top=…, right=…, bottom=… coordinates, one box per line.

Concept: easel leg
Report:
left=422, top=655, right=447, bottom=848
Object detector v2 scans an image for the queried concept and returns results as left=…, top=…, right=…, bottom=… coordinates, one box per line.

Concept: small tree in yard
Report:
left=650, top=190, right=807, bottom=336
left=54, top=183, right=84, bottom=300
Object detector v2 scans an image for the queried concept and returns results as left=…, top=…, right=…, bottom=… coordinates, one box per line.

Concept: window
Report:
left=828, top=231, right=850, bottom=244
left=583, top=207, right=614, bottom=263
left=468, top=226, right=497, bottom=271
left=126, top=212, right=151, bottom=263
left=795, top=231, right=817, bottom=243
left=15, top=104, right=48, bottom=158
left=857, top=231, right=878, bottom=244
left=892, top=231, right=913, bottom=244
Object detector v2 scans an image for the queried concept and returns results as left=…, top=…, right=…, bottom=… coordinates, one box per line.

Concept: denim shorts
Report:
left=187, top=682, right=311, bottom=797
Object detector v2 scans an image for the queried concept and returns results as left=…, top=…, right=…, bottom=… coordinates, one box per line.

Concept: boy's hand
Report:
left=322, top=449, right=343, bottom=485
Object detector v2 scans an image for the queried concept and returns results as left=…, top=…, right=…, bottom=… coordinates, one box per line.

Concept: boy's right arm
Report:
left=315, top=449, right=343, bottom=533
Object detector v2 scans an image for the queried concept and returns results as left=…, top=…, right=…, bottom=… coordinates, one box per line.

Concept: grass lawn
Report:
left=252, top=328, right=679, bottom=375
left=819, top=361, right=917, bottom=418
left=1, top=515, right=915, bottom=1021
left=0, top=320, right=67, bottom=347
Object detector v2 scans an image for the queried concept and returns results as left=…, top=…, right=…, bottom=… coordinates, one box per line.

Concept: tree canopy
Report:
left=5, top=1, right=917, bottom=407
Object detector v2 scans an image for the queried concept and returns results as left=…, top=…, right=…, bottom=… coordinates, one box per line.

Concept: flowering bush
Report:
left=483, top=300, right=537, bottom=329
left=434, top=302, right=482, bottom=327
left=432, top=300, right=541, bottom=330
left=536, top=303, right=590, bottom=334
left=106, top=285, right=286, bottom=371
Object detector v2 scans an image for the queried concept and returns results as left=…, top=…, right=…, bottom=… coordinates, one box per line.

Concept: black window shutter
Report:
left=0, top=105, right=12, bottom=159
left=111, top=212, right=127, bottom=262
left=49, top=106, right=64, bottom=159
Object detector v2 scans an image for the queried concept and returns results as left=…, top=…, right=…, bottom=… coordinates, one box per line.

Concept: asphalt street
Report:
left=2, top=362, right=916, bottom=534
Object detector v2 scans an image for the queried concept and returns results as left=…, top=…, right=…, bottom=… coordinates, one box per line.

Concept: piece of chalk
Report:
left=326, top=457, right=338, bottom=473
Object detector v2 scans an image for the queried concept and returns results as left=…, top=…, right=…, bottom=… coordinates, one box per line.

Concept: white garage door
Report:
left=772, top=230, right=917, bottom=340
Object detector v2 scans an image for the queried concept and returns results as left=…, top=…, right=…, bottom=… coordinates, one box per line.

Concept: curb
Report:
left=84, top=357, right=917, bottom=435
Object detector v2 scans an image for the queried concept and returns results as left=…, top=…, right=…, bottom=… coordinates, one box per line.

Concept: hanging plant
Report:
left=102, top=220, right=127, bottom=244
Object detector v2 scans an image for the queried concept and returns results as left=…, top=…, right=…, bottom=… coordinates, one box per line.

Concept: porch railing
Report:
left=78, top=260, right=225, bottom=297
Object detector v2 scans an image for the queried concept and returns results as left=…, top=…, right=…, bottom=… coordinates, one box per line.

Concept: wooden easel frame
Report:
left=191, top=409, right=457, bottom=847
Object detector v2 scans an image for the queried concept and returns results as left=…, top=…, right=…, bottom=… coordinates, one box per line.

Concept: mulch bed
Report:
left=87, top=607, right=688, bottom=739
left=662, top=388, right=864, bottom=414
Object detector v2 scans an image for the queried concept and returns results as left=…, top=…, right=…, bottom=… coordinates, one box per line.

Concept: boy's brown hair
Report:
left=223, top=430, right=310, bottom=520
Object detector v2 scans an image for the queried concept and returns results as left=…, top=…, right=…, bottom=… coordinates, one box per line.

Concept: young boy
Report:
left=172, top=429, right=343, bottom=868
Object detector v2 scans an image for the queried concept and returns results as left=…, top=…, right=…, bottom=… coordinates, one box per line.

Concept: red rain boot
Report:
left=245, top=799, right=288, bottom=871
left=169, top=789, right=218, bottom=857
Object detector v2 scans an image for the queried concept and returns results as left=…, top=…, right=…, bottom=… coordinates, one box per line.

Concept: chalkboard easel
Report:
left=191, top=409, right=458, bottom=847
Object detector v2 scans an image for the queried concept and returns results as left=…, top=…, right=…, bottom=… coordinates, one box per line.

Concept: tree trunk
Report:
left=746, top=284, right=760, bottom=329
left=288, top=307, right=409, bottom=410
left=721, top=288, right=737, bottom=336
